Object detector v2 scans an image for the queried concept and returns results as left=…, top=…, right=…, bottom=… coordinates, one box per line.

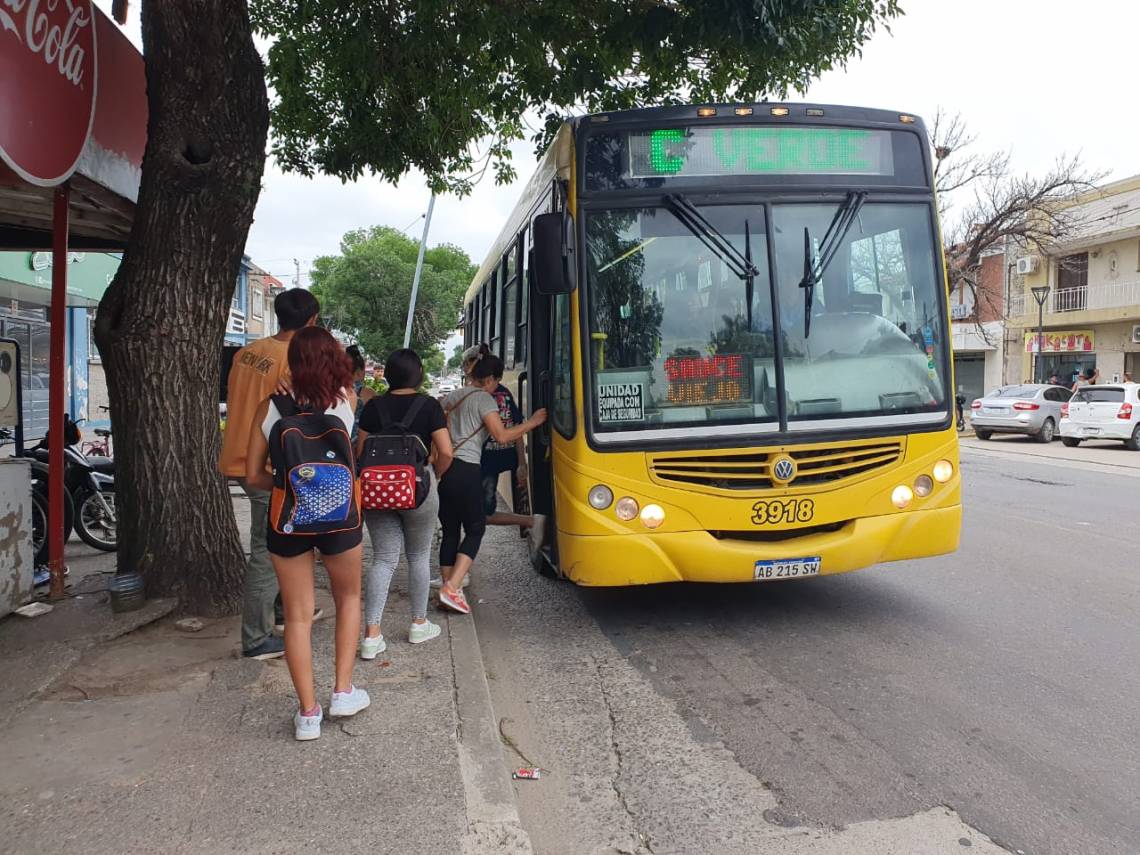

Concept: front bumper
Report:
left=556, top=504, right=962, bottom=586
left=1060, top=418, right=1132, bottom=440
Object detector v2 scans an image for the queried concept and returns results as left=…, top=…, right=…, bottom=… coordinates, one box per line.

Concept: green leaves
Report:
left=250, top=0, right=900, bottom=193
left=310, top=225, right=475, bottom=361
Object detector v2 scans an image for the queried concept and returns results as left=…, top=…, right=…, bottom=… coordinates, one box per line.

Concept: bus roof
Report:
left=461, top=103, right=928, bottom=308
left=463, top=123, right=573, bottom=308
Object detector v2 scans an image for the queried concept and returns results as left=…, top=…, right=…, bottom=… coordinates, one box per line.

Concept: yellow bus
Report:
left=463, top=104, right=960, bottom=585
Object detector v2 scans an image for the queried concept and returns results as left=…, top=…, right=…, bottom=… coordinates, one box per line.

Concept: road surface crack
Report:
left=594, top=655, right=655, bottom=854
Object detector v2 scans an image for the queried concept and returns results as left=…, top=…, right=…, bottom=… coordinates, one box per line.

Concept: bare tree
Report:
left=931, top=108, right=1105, bottom=342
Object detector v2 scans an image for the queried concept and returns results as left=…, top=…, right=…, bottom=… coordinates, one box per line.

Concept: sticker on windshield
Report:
left=598, top=383, right=645, bottom=423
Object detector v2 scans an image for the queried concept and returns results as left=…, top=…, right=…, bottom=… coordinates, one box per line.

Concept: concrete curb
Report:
left=446, top=609, right=534, bottom=855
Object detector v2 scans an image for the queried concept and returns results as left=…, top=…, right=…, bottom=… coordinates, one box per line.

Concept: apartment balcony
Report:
left=1007, top=280, right=1140, bottom=320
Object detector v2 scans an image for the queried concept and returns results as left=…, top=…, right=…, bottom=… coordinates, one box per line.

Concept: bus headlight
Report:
left=913, top=475, right=934, bottom=498
left=932, top=459, right=954, bottom=483
left=639, top=504, right=665, bottom=529
left=615, top=496, right=640, bottom=521
left=588, top=485, right=614, bottom=510
left=891, top=485, right=913, bottom=509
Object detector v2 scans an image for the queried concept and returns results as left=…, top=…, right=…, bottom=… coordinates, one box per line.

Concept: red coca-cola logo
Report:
left=0, top=0, right=98, bottom=186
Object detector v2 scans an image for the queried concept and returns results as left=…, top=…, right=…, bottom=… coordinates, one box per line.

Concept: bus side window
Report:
left=552, top=292, right=574, bottom=435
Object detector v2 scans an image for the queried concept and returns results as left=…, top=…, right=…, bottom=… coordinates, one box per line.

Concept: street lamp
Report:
left=1031, top=285, right=1051, bottom=383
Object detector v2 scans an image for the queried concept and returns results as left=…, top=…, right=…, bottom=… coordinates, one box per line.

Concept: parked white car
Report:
left=1060, top=383, right=1140, bottom=450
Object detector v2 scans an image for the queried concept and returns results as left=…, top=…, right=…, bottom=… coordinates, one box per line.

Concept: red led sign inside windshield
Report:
left=664, top=355, right=749, bottom=405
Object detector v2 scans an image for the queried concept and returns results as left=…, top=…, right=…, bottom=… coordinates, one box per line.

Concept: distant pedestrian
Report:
left=244, top=326, right=369, bottom=741
left=219, top=289, right=320, bottom=661
left=1124, top=372, right=1133, bottom=383
left=1048, top=373, right=1063, bottom=386
left=355, top=348, right=453, bottom=657
left=481, top=359, right=533, bottom=530
left=436, top=345, right=546, bottom=614
left=346, top=345, right=377, bottom=442
left=1072, top=367, right=1099, bottom=392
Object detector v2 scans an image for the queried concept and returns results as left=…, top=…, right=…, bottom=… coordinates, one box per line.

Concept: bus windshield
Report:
left=585, top=200, right=947, bottom=435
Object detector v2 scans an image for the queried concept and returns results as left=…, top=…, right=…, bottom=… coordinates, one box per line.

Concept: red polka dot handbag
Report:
left=358, top=395, right=431, bottom=511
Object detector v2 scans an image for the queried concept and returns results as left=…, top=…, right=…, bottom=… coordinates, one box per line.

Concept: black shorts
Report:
left=266, top=525, right=362, bottom=558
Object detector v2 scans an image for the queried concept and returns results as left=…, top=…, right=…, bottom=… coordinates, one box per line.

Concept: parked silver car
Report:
left=970, top=383, right=1069, bottom=442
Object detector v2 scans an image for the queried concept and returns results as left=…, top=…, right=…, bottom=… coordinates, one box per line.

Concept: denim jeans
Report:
left=240, top=485, right=278, bottom=652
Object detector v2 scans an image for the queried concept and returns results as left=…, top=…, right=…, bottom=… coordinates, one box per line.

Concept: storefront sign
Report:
left=29, top=251, right=86, bottom=271
left=1024, top=330, right=1095, bottom=353
left=0, top=0, right=98, bottom=186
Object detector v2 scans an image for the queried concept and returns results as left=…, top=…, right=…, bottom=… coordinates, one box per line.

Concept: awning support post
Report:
left=49, top=184, right=69, bottom=600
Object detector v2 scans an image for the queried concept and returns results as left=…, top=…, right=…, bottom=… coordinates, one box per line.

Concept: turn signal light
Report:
left=1013, top=401, right=1040, bottom=411
left=932, top=459, right=954, bottom=483
left=1118, top=403, right=1133, bottom=420
left=914, top=475, right=934, bottom=497
left=971, top=400, right=981, bottom=410
left=891, top=485, right=913, bottom=509
left=615, top=496, right=640, bottom=521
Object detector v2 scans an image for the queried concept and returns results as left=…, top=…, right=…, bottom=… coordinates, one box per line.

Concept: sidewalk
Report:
left=0, top=497, right=531, bottom=855
left=960, top=433, right=1140, bottom=476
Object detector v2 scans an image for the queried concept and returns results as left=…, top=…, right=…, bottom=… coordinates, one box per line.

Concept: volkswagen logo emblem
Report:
left=771, top=455, right=796, bottom=485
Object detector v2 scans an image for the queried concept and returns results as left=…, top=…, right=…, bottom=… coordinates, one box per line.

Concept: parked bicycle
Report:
left=80, top=406, right=114, bottom=458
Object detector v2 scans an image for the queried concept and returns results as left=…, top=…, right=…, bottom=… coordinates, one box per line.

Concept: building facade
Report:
left=948, top=240, right=1020, bottom=403
left=0, top=252, right=120, bottom=439
left=245, top=263, right=286, bottom=338
left=1007, top=175, right=1140, bottom=386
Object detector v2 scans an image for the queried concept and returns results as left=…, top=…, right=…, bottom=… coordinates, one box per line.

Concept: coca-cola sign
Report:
left=0, top=0, right=98, bottom=186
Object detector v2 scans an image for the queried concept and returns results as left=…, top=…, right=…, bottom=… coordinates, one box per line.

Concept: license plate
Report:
left=983, top=407, right=1008, bottom=415
left=1083, top=427, right=1100, bottom=436
left=754, top=557, right=821, bottom=581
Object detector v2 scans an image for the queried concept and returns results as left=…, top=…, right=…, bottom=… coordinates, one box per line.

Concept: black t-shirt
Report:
left=358, top=392, right=446, bottom=451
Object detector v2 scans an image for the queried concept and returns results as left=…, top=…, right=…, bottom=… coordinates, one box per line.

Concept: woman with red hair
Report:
left=245, top=326, right=369, bottom=740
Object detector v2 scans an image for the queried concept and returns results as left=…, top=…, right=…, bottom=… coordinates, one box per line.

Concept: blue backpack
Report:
left=267, top=395, right=361, bottom=535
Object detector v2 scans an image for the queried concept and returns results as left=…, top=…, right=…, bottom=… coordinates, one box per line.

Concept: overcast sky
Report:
left=97, top=1, right=1137, bottom=287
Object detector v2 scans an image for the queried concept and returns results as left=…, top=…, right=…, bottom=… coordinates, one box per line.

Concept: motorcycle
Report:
left=22, top=416, right=117, bottom=553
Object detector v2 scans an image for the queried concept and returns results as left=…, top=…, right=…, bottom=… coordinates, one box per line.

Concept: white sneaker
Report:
left=294, top=705, right=322, bottom=741
left=329, top=685, right=370, bottom=718
left=359, top=634, right=387, bottom=660
left=429, top=576, right=470, bottom=588
left=409, top=619, right=442, bottom=645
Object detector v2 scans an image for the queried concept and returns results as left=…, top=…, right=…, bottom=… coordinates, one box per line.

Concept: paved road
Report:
left=472, top=445, right=1140, bottom=854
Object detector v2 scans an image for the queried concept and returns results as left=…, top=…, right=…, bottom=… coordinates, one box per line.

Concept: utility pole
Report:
left=293, top=258, right=300, bottom=289
left=404, top=193, right=436, bottom=348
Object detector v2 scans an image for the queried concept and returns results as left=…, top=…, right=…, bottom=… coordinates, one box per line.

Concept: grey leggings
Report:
left=364, top=478, right=439, bottom=627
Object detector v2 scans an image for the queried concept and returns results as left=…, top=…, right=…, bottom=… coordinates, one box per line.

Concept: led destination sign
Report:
left=629, top=127, right=895, bottom=179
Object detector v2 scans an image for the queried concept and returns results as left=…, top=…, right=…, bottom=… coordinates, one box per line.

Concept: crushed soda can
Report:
left=512, top=767, right=542, bottom=780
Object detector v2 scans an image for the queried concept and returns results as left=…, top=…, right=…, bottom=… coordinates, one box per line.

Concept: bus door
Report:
left=523, top=253, right=555, bottom=520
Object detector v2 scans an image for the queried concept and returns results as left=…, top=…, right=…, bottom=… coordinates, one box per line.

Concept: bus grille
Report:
left=647, top=440, right=904, bottom=492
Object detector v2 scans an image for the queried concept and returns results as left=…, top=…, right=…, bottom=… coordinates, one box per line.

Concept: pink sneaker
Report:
left=439, top=586, right=471, bottom=614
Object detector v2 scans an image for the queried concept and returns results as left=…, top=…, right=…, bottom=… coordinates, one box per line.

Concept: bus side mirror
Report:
left=532, top=211, right=575, bottom=295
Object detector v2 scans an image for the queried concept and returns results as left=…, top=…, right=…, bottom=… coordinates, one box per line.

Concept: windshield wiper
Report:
left=798, top=191, right=867, bottom=338
left=663, top=194, right=760, bottom=329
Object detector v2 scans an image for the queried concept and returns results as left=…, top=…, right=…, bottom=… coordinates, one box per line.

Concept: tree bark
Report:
left=94, top=2, right=269, bottom=615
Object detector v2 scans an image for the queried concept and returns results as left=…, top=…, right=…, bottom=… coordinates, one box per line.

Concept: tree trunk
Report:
left=94, top=2, right=269, bottom=615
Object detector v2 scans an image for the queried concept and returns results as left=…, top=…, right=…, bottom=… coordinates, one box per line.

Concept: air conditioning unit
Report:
left=1016, top=256, right=1040, bottom=275
left=1132, top=325, right=1140, bottom=344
